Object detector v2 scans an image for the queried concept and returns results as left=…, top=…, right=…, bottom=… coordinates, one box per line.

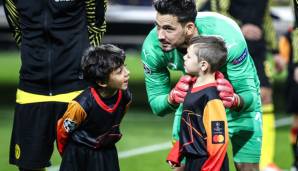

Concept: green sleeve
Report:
left=225, top=41, right=260, bottom=112
left=141, top=29, right=177, bottom=116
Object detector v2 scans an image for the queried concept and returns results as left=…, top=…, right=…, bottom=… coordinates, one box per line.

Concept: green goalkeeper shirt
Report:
left=141, top=12, right=262, bottom=140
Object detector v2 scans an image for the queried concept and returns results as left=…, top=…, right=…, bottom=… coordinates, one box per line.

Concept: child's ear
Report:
left=97, top=81, right=108, bottom=88
left=200, top=61, right=209, bottom=72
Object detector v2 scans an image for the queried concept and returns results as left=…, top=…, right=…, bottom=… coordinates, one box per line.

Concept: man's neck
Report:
left=181, top=26, right=199, bottom=49
left=177, top=26, right=199, bottom=53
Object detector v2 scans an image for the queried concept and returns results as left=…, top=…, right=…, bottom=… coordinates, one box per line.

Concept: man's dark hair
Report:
left=190, top=36, right=227, bottom=72
left=81, top=44, right=126, bottom=84
left=153, top=0, right=197, bottom=23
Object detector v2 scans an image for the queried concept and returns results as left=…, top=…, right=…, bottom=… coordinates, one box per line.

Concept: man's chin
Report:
left=161, top=45, right=174, bottom=52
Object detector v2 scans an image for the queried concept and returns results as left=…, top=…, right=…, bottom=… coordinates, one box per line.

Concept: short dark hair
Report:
left=153, top=0, right=197, bottom=23
left=190, top=36, right=227, bottom=72
left=81, top=44, right=126, bottom=84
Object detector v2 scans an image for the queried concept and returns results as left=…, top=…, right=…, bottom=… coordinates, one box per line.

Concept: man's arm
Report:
left=85, top=0, right=107, bottom=46
left=3, top=0, right=21, bottom=46
left=141, top=59, right=176, bottom=116
left=226, top=46, right=260, bottom=112
left=264, top=0, right=278, bottom=52
left=141, top=40, right=178, bottom=116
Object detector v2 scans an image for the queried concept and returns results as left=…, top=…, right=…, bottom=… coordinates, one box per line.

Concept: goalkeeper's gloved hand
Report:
left=168, top=75, right=192, bottom=105
left=215, top=71, right=241, bottom=109
left=166, top=141, right=182, bottom=168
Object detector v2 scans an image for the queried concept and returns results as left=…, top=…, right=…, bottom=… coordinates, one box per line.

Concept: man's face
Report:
left=156, top=13, right=187, bottom=52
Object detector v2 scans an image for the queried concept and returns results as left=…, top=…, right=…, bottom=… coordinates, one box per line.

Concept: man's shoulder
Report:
left=141, top=27, right=165, bottom=63
left=143, top=27, right=159, bottom=47
left=196, top=12, right=240, bottom=33
left=196, top=12, right=235, bottom=23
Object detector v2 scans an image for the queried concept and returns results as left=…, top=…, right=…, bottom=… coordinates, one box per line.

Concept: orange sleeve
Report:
left=57, top=101, right=87, bottom=155
left=201, top=99, right=229, bottom=171
left=278, top=36, right=291, bottom=64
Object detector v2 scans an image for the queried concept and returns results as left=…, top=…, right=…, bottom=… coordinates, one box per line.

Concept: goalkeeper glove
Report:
left=215, top=71, right=242, bottom=109
left=168, top=75, right=192, bottom=105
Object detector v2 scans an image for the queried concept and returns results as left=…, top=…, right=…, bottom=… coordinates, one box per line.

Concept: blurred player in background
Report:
left=3, top=0, right=107, bottom=170
left=276, top=0, right=298, bottom=170
left=141, top=0, right=262, bottom=170
left=200, top=0, right=280, bottom=170
left=288, top=0, right=298, bottom=171
left=57, top=44, right=131, bottom=171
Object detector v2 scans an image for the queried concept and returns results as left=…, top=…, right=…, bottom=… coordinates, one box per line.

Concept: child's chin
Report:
left=121, top=85, right=128, bottom=90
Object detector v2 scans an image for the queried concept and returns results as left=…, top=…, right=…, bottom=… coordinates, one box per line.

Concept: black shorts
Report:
left=60, top=142, right=119, bottom=171
left=246, top=39, right=271, bottom=88
left=9, top=102, right=68, bottom=169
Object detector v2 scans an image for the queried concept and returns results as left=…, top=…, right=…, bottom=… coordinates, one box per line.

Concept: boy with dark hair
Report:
left=167, top=36, right=229, bottom=171
left=4, top=0, right=107, bottom=170
left=56, top=44, right=131, bottom=171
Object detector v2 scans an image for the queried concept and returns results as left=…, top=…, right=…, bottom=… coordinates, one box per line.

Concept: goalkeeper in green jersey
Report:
left=141, top=0, right=261, bottom=170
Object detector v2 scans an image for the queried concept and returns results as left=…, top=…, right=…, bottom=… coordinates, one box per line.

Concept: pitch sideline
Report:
left=48, top=116, right=292, bottom=171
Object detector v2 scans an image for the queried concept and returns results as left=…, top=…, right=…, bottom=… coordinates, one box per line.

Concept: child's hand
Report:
left=166, top=141, right=182, bottom=168
left=167, top=160, right=179, bottom=169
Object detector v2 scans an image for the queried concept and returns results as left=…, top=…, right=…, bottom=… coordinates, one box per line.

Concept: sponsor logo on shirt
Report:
left=232, top=48, right=248, bottom=65
left=211, top=121, right=225, bottom=144
left=143, top=63, right=152, bottom=75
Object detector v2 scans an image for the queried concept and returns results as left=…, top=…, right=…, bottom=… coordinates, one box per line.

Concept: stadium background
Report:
left=0, top=0, right=295, bottom=170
